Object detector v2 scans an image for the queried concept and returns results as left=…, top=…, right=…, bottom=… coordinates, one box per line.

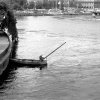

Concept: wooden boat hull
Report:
left=0, top=31, right=12, bottom=75
left=10, top=58, right=47, bottom=67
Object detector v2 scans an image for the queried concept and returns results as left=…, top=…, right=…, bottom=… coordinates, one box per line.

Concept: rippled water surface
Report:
left=0, top=15, right=100, bottom=100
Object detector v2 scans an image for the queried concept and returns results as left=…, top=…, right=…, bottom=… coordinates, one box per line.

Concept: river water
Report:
left=0, top=15, right=100, bottom=100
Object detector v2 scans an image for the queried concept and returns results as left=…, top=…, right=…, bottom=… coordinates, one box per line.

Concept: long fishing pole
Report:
left=43, top=42, right=66, bottom=59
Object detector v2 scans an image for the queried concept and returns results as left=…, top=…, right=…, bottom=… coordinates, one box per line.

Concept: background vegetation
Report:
left=0, top=0, right=27, bottom=10
left=0, top=0, right=80, bottom=10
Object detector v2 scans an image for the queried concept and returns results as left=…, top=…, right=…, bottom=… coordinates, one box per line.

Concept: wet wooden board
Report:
left=0, top=35, right=9, bottom=54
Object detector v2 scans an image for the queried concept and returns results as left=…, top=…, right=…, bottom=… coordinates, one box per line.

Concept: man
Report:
left=0, top=2, right=18, bottom=42
left=39, top=55, right=44, bottom=61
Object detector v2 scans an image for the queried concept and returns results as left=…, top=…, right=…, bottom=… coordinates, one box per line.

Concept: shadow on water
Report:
left=0, top=64, right=17, bottom=92
left=11, top=41, right=19, bottom=59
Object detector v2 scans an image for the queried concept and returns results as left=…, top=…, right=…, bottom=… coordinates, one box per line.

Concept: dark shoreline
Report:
left=14, top=10, right=92, bottom=16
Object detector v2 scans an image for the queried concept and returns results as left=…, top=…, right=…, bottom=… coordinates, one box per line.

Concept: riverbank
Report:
left=14, top=9, right=92, bottom=16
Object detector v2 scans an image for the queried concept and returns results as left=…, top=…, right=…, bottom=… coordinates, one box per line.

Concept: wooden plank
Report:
left=0, top=36, right=9, bottom=54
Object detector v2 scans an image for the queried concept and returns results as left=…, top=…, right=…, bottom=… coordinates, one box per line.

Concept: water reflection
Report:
left=0, top=65, right=17, bottom=93
left=11, top=41, right=18, bottom=58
